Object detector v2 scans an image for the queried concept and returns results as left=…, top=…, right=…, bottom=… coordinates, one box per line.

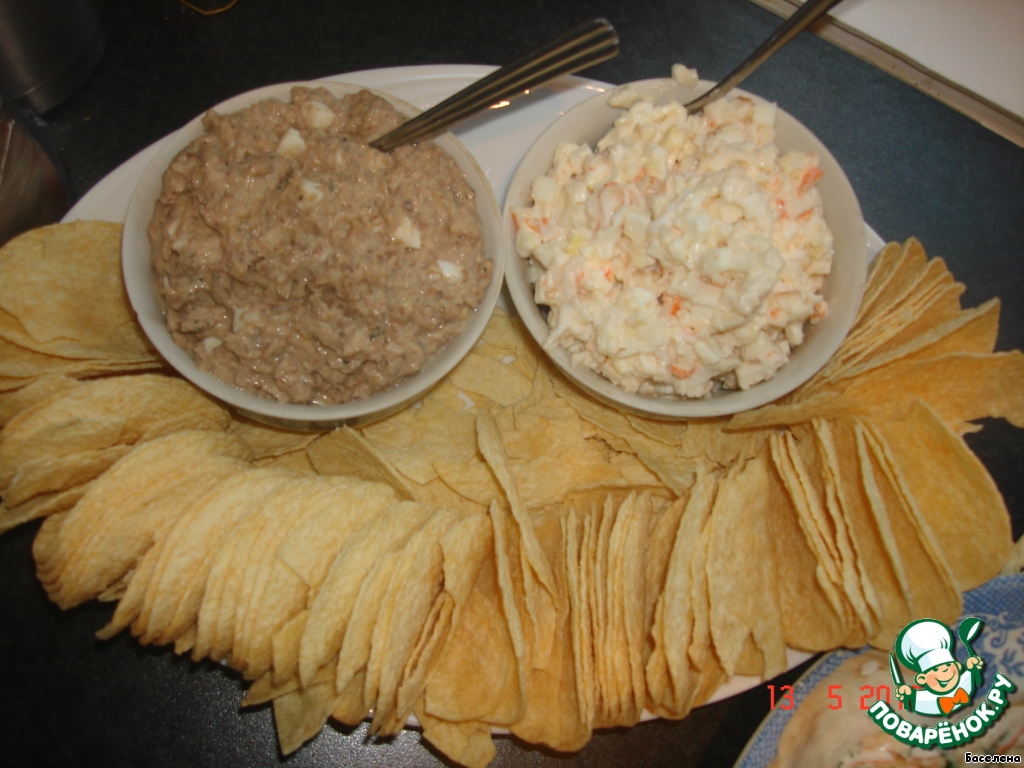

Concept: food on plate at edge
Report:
left=768, top=637, right=1024, bottom=767
left=149, top=86, right=491, bottom=406
left=513, top=64, right=833, bottom=398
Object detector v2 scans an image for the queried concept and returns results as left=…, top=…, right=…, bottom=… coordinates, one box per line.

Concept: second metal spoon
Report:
left=679, top=0, right=844, bottom=113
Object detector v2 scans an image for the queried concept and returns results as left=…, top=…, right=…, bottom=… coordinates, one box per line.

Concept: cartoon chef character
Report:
left=893, top=618, right=984, bottom=717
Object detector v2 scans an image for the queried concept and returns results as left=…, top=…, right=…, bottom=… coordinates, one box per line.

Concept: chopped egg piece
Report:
left=276, top=127, right=306, bottom=156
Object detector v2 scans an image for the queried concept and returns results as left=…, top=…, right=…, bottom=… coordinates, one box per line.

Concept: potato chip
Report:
left=588, top=494, right=617, bottom=726
left=255, top=447, right=317, bottom=474
left=0, top=222, right=157, bottom=361
left=334, top=551, right=401, bottom=698
left=406, top=476, right=489, bottom=517
left=726, top=391, right=866, bottom=431
left=0, top=374, right=230, bottom=514
left=770, top=431, right=847, bottom=618
left=505, top=506, right=589, bottom=750
left=193, top=512, right=265, bottom=664
left=422, top=554, right=524, bottom=726
left=416, top=710, right=496, bottom=768
left=205, top=476, right=330, bottom=669
left=561, top=506, right=594, bottom=732
left=467, top=378, right=663, bottom=509
left=392, top=592, right=455, bottom=732
left=2, top=444, right=131, bottom=508
left=475, top=410, right=556, bottom=601
left=825, top=297, right=1001, bottom=392
left=761, top=440, right=850, bottom=652
left=842, top=351, right=1024, bottom=434
left=811, top=420, right=880, bottom=633
left=550, top=375, right=697, bottom=494
left=619, top=493, right=651, bottom=722
left=231, top=476, right=386, bottom=677
left=479, top=304, right=519, bottom=352
left=797, top=238, right=931, bottom=394
left=0, top=373, right=81, bottom=426
left=509, top=613, right=590, bottom=752
left=37, top=431, right=253, bottom=609
left=0, top=337, right=160, bottom=389
left=272, top=675, right=339, bottom=756
left=270, top=609, right=308, bottom=688
left=831, top=259, right=960, bottom=372
left=96, top=461, right=256, bottom=642
left=138, top=468, right=296, bottom=647
left=0, top=483, right=91, bottom=535
left=358, top=380, right=479, bottom=486
left=707, top=457, right=787, bottom=680
left=275, top=479, right=398, bottom=592
left=367, top=510, right=455, bottom=735
left=242, top=659, right=336, bottom=708
left=228, top=417, right=318, bottom=459
left=873, top=399, right=1012, bottom=591
left=448, top=349, right=533, bottom=407
left=643, top=493, right=687, bottom=639
left=1, top=417, right=126, bottom=479
left=856, top=421, right=962, bottom=644
left=852, top=241, right=920, bottom=327
left=298, top=500, right=435, bottom=685
left=825, top=418, right=915, bottom=648
left=685, top=517, right=728, bottom=707
left=485, top=497, right=531, bottom=697
left=801, top=422, right=876, bottom=644
left=330, top=667, right=371, bottom=727
left=645, top=469, right=710, bottom=718
left=306, top=427, right=414, bottom=499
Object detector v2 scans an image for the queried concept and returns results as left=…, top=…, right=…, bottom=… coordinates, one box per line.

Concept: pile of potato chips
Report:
left=0, top=221, right=163, bottom=392
left=1, top=223, right=1022, bottom=767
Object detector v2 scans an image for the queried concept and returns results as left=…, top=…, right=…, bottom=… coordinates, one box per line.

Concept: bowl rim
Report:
left=122, top=78, right=506, bottom=430
left=503, top=77, right=867, bottom=420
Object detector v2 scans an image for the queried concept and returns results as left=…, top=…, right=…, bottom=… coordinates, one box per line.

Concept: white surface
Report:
left=827, top=0, right=1024, bottom=120
left=63, top=64, right=889, bottom=709
left=504, top=77, right=869, bottom=419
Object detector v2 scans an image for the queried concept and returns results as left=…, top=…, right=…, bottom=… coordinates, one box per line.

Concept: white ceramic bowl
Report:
left=504, top=78, right=867, bottom=419
left=123, top=80, right=505, bottom=430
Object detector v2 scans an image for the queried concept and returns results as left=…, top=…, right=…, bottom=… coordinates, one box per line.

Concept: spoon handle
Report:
left=370, top=18, right=618, bottom=152
left=685, top=0, right=844, bottom=114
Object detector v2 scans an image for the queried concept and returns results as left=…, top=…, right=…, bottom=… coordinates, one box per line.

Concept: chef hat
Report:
left=895, top=619, right=956, bottom=673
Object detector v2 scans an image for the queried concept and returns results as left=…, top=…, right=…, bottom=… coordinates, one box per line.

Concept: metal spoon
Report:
left=370, top=18, right=618, bottom=152
left=680, top=0, right=844, bottom=113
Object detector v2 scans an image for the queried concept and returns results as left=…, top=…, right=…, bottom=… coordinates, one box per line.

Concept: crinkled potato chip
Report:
left=0, top=222, right=157, bottom=360
left=874, top=399, right=1012, bottom=591
left=298, top=500, right=435, bottom=686
left=307, top=426, right=414, bottom=499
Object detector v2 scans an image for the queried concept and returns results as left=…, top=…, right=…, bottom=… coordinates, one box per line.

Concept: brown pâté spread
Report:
left=149, top=86, right=491, bottom=405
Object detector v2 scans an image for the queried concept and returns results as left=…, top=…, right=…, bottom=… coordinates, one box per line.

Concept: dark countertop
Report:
left=1, top=1, right=1021, bottom=766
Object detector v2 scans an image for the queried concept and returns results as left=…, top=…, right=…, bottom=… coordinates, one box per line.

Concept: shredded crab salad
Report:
left=512, top=65, right=834, bottom=398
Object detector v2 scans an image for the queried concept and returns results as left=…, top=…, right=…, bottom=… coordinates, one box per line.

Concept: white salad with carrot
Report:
left=512, top=65, right=834, bottom=398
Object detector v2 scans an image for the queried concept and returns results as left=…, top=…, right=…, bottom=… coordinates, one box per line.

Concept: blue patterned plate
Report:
left=734, top=573, right=1024, bottom=768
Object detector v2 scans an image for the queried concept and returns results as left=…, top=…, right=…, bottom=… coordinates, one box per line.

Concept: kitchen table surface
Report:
left=1, top=1, right=1021, bottom=766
